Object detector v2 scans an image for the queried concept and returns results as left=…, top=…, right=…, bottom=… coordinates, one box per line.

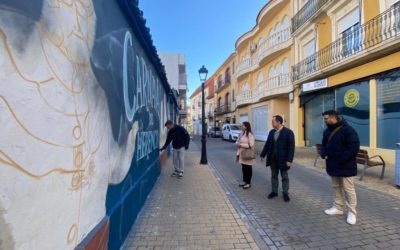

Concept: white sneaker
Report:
left=347, top=212, right=356, bottom=225
left=324, top=207, right=344, bottom=215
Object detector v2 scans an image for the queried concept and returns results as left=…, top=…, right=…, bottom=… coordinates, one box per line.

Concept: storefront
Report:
left=300, top=68, right=400, bottom=153
left=376, top=69, right=400, bottom=150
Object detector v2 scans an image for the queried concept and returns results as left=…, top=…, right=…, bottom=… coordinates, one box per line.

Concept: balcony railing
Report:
left=292, top=3, right=400, bottom=82
left=217, top=80, right=224, bottom=89
left=215, top=104, right=232, bottom=115
left=258, top=27, right=292, bottom=63
left=236, top=90, right=254, bottom=106
left=292, top=0, right=330, bottom=33
left=225, top=74, right=231, bottom=84
left=257, top=73, right=293, bottom=100
left=237, top=56, right=258, bottom=78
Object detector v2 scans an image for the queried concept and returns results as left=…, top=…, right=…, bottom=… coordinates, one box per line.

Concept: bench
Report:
left=315, top=145, right=385, bottom=181
left=357, top=149, right=386, bottom=181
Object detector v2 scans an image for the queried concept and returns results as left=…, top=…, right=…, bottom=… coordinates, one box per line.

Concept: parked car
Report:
left=222, top=124, right=242, bottom=141
left=208, top=126, right=222, bottom=137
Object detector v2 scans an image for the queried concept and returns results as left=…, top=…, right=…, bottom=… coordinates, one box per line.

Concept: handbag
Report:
left=240, top=143, right=256, bottom=160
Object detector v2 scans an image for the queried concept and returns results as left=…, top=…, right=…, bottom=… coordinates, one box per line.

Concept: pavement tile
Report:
left=202, top=137, right=400, bottom=250
left=122, top=147, right=260, bottom=250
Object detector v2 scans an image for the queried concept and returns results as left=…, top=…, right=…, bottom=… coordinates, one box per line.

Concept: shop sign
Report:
left=344, top=89, right=360, bottom=107
left=302, top=79, right=328, bottom=92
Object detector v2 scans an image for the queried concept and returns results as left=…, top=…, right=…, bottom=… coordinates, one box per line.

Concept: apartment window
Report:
left=377, top=70, right=400, bottom=149
left=338, top=8, right=360, bottom=34
left=303, top=38, right=316, bottom=59
left=232, top=62, right=235, bottom=74
left=299, top=0, right=308, bottom=8
left=258, top=72, right=264, bottom=86
left=242, top=83, right=249, bottom=91
left=178, top=64, right=186, bottom=74
left=225, top=67, right=231, bottom=83
left=338, top=8, right=360, bottom=57
left=386, top=0, right=400, bottom=9
left=225, top=93, right=231, bottom=106
left=303, top=38, right=316, bottom=75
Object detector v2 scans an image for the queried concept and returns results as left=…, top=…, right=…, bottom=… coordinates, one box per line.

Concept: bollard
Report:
left=396, top=143, right=400, bottom=188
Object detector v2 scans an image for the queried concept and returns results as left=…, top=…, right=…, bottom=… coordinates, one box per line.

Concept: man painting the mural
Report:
left=160, top=120, right=190, bottom=177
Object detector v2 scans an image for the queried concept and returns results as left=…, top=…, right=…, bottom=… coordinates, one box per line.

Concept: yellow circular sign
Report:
left=344, top=89, right=360, bottom=108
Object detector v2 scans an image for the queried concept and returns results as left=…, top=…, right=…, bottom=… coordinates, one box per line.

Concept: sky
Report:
left=139, top=0, right=268, bottom=98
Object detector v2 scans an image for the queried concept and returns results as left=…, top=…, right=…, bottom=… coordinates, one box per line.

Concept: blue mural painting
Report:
left=91, top=1, right=176, bottom=249
left=0, top=0, right=176, bottom=249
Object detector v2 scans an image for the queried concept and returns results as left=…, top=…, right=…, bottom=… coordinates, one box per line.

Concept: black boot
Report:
left=283, top=194, right=290, bottom=202
left=267, top=192, right=278, bottom=199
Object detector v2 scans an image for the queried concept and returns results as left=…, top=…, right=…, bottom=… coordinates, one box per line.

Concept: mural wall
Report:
left=0, top=0, right=175, bottom=249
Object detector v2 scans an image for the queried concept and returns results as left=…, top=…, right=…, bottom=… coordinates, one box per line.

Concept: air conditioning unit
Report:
left=250, top=44, right=257, bottom=53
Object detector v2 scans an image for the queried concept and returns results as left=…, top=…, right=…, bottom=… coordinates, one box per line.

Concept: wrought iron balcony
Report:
left=292, top=3, right=400, bottom=82
left=224, top=74, right=231, bottom=84
left=292, top=0, right=331, bottom=33
left=215, top=104, right=232, bottom=115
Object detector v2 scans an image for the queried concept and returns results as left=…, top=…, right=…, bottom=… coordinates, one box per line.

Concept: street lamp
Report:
left=199, top=65, right=208, bottom=165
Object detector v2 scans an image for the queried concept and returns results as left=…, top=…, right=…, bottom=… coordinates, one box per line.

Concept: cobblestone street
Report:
left=203, top=137, right=400, bottom=249
left=123, top=137, right=400, bottom=249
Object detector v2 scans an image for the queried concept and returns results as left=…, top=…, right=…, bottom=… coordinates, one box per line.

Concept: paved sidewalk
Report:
left=123, top=146, right=260, bottom=250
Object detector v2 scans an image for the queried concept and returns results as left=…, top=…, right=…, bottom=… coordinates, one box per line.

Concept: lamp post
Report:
left=214, top=109, right=217, bottom=135
left=199, top=65, right=208, bottom=165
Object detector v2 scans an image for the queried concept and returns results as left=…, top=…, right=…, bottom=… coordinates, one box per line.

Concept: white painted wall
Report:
left=0, top=1, right=169, bottom=249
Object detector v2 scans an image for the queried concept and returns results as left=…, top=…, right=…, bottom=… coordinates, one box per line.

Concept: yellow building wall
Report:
left=291, top=87, right=305, bottom=147
left=259, top=0, right=291, bottom=39
left=236, top=0, right=292, bottom=65
left=315, top=13, right=332, bottom=50
left=257, top=50, right=291, bottom=79
left=328, top=52, right=400, bottom=87
left=237, top=106, right=250, bottom=117
left=363, top=0, right=381, bottom=22
left=271, top=97, right=290, bottom=126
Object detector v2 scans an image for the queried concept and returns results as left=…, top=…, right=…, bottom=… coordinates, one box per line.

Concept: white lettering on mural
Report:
left=123, top=30, right=171, bottom=160
left=123, top=31, right=135, bottom=122
left=136, top=130, right=159, bottom=162
left=123, top=30, right=165, bottom=121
